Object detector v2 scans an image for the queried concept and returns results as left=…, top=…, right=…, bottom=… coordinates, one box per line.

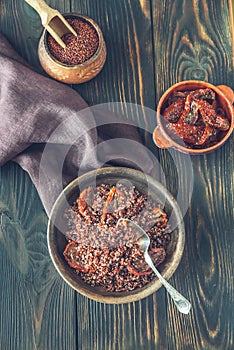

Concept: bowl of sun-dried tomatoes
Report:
left=47, top=167, right=185, bottom=303
left=153, top=81, right=233, bottom=154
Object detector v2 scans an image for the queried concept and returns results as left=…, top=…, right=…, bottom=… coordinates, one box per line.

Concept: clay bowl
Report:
left=38, top=13, right=106, bottom=84
left=47, top=167, right=185, bottom=304
left=153, top=80, right=234, bottom=155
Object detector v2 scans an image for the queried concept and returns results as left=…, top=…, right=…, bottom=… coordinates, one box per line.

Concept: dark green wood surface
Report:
left=0, top=0, right=233, bottom=349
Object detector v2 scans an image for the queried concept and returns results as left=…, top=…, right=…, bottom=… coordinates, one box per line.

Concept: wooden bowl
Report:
left=47, top=167, right=185, bottom=304
left=38, top=13, right=106, bottom=84
left=153, top=81, right=234, bottom=155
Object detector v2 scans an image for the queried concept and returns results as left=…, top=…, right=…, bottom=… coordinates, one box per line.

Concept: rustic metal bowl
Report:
left=47, top=167, right=185, bottom=304
left=153, top=80, right=234, bottom=155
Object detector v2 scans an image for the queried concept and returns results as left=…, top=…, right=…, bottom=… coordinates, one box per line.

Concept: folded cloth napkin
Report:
left=0, top=34, right=154, bottom=216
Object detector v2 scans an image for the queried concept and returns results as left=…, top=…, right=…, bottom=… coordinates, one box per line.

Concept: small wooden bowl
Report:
left=38, top=13, right=106, bottom=84
left=153, top=81, right=234, bottom=155
left=47, top=167, right=185, bottom=304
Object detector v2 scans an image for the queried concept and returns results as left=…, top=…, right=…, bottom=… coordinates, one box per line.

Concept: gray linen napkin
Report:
left=0, top=34, right=153, bottom=215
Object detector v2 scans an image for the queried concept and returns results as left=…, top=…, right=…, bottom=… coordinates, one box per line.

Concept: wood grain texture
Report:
left=0, top=0, right=233, bottom=349
left=153, top=0, right=233, bottom=349
left=69, top=1, right=164, bottom=349
left=0, top=163, right=78, bottom=350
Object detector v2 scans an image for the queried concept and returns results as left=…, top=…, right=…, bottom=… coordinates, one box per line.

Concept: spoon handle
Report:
left=145, top=253, right=191, bottom=314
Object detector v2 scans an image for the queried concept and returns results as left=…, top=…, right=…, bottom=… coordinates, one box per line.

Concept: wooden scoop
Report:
left=25, top=0, right=77, bottom=48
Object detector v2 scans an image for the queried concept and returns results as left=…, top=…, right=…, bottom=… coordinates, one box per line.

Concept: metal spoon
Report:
left=25, top=0, right=77, bottom=49
left=117, top=218, right=191, bottom=314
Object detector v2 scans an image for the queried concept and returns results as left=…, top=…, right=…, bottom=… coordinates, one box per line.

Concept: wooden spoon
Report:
left=25, top=0, right=77, bottom=49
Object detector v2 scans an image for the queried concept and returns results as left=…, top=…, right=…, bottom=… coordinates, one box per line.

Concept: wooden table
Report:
left=0, top=1, right=233, bottom=349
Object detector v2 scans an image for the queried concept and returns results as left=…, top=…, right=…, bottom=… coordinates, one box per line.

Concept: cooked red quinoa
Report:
left=63, top=183, right=172, bottom=292
left=47, top=17, right=99, bottom=65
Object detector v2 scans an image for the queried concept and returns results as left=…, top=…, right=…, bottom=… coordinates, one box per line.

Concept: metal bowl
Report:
left=47, top=167, right=185, bottom=304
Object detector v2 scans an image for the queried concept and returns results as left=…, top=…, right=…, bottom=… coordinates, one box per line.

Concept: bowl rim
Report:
left=43, top=13, right=105, bottom=69
left=155, top=80, right=234, bottom=155
left=47, top=167, right=185, bottom=304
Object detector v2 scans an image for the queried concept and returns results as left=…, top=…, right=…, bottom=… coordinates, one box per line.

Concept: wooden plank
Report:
left=0, top=0, right=161, bottom=349
left=0, top=0, right=72, bottom=66
left=76, top=295, right=166, bottom=350
left=68, top=1, right=164, bottom=349
left=1, top=0, right=233, bottom=349
left=71, top=0, right=158, bottom=137
left=0, top=0, right=78, bottom=348
left=153, top=0, right=234, bottom=349
left=0, top=163, right=78, bottom=350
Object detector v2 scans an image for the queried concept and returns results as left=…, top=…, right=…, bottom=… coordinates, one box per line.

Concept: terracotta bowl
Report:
left=153, top=81, right=234, bottom=155
left=47, top=167, right=185, bottom=304
left=38, top=13, right=106, bottom=84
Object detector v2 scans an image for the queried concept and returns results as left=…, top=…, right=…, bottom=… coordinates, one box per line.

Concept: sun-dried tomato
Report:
left=163, top=88, right=230, bottom=147
left=77, top=187, right=94, bottom=216
left=127, top=247, right=166, bottom=276
left=63, top=241, right=96, bottom=273
left=101, top=186, right=116, bottom=223
left=149, top=247, right=166, bottom=266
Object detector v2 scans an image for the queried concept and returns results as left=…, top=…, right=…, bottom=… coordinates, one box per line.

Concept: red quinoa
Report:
left=47, top=17, right=99, bottom=65
left=63, top=183, right=172, bottom=292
